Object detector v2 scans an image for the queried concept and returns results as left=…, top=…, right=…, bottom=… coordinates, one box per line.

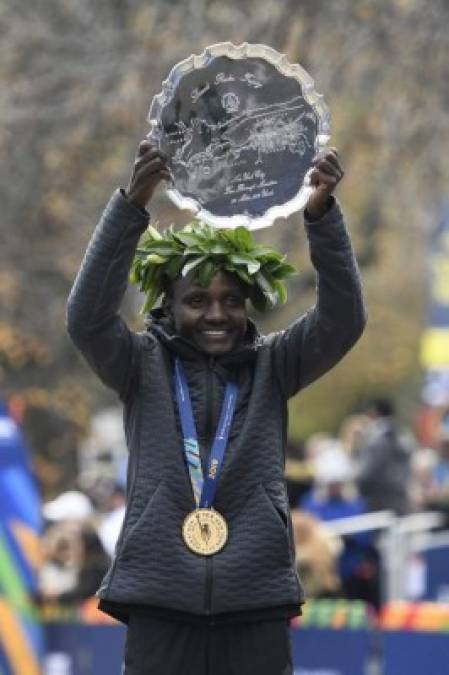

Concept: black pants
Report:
left=123, top=615, right=293, bottom=675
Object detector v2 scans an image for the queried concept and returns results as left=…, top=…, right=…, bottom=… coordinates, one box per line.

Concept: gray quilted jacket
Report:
left=66, top=190, right=366, bottom=624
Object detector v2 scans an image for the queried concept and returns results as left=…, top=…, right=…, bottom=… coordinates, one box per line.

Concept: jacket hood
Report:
left=146, top=308, right=261, bottom=369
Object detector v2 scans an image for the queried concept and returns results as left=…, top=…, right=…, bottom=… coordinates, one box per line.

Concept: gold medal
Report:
left=182, top=508, right=228, bottom=556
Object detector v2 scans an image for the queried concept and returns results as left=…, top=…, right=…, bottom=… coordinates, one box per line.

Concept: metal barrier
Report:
left=322, top=510, right=446, bottom=602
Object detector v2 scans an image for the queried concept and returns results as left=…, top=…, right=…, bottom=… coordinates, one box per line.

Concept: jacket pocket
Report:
left=263, top=480, right=290, bottom=531
left=212, top=483, right=299, bottom=614
left=119, top=481, right=162, bottom=561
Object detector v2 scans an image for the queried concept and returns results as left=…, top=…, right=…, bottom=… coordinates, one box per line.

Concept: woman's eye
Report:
left=226, top=295, right=244, bottom=306
left=188, top=296, right=204, bottom=307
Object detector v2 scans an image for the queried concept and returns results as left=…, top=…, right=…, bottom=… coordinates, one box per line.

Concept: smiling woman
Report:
left=66, top=139, right=365, bottom=675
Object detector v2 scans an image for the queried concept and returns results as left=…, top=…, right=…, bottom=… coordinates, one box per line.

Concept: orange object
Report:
left=80, top=597, right=118, bottom=624
left=379, top=602, right=410, bottom=630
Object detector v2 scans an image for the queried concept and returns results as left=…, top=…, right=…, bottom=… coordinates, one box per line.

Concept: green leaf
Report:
left=146, top=225, right=162, bottom=241
left=165, top=255, right=184, bottom=280
left=269, top=263, right=297, bottom=279
left=273, top=279, right=288, bottom=304
left=233, top=268, right=253, bottom=285
left=210, top=244, right=229, bottom=255
left=184, top=246, right=207, bottom=256
left=229, top=253, right=260, bottom=275
left=182, top=255, right=208, bottom=277
left=196, top=260, right=216, bottom=287
left=134, top=249, right=150, bottom=259
left=218, top=229, right=238, bottom=246
left=234, top=226, right=253, bottom=251
left=145, top=253, right=168, bottom=264
left=250, top=285, right=269, bottom=312
left=253, top=246, right=280, bottom=257
left=255, top=271, right=277, bottom=306
left=142, top=264, right=159, bottom=291
left=256, top=250, right=284, bottom=263
left=129, top=264, right=141, bottom=285
left=174, top=232, right=203, bottom=247
left=142, top=242, right=180, bottom=255
left=140, top=285, right=161, bottom=314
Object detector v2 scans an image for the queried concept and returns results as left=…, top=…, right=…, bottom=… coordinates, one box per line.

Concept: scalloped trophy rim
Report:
left=148, top=42, right=331, bottom=230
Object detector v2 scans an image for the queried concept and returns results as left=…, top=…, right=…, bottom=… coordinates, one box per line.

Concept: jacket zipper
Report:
left=204, top=357, right=214, bottom=615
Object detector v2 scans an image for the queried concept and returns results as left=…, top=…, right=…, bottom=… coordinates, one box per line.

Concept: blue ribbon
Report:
left=174, top=358, right=238, bottom=509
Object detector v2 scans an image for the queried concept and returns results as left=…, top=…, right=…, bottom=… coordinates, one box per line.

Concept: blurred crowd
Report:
left=287, top=399, right=449, bottom=608
left=38, top=483, right=126, bottom=604
left=37, top=398, right=449, bottom=610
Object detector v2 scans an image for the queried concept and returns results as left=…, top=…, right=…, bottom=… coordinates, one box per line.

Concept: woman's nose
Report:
left=204, top=301, right=226, bottom=323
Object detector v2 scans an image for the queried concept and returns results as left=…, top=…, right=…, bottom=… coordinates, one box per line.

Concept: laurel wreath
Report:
left=129, top=220, right=296, bottom=313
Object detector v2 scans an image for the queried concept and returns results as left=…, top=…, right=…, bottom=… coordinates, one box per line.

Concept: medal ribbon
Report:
left=174, top=357, right=238, bottom=509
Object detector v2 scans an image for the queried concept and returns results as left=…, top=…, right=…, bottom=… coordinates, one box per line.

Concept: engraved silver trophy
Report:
left=149, top=43, right=330, bottom=230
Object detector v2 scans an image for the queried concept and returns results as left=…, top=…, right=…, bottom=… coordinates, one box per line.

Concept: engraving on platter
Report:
left=166, top=94, right=315, bottom=202
left=150, top=44, right=329, bottom=226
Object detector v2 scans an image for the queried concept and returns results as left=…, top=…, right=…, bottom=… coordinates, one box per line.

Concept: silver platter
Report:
left=149, top=42, right=330, bottom=229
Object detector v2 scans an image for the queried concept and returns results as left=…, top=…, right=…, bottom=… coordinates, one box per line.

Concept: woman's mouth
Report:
left=200, top=330, right=229, bottom=339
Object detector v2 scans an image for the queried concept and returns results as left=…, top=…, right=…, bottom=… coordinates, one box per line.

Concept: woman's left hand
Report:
left=305, top=148, right=344, bottom=220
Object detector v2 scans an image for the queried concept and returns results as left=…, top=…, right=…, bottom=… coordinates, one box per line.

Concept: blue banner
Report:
left=291, top=627, right=371, bottom=675
left=45, top=624, right=126, bottom=675
left=383, top=631, right=449, bottom=675
left=0, top=404, right=43, bottom=675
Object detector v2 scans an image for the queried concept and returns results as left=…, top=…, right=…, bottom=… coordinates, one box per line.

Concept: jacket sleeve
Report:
left=66, top=189, right=150, bottom=400
left=267, top=198, right=367, bottom=399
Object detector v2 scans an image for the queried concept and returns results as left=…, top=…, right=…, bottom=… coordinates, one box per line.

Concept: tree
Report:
left=1, top=0, right=448, bottom=491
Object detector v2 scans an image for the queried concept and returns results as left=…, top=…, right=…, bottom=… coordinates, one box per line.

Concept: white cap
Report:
left=42, top=491, right=93, bottom=521
left=313, top=441, right=354, bottom=484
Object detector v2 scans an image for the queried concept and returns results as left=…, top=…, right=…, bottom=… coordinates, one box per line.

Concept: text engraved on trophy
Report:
left=224, top=169, right=277, bottom=205
left=151, top=44, right=329, bottom=225
left=191, top=71, right=263, bottom=102
left=166, top=95, right=315, bottom=205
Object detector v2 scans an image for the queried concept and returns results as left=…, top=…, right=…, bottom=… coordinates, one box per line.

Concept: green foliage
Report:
left=130, top=220, right=296, bottom=313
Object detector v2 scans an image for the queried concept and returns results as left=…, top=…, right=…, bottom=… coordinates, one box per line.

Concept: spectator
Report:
left=285, top=439, right=314, bottom=508
left=57, top=524, right=111, bottom=603
left=40, top=522, right=110, bottom=603
left=418, top=409, right=449, bottom=516
left=339, top=413, right=371, bottom=458
left=299, top=440, right=380, bottom=607
left=410, top=446, right=439, bottom=509
left=98, top=483, right=127, bottom=557
left=42, top=490, right=93, bottom=522
left=355, top=398, right=412, bottom=515
left=291, top=510, right=342, bottom=598
left=39, top=521, right=80, bottom=600
left=300, top=439, right=362, bottom=518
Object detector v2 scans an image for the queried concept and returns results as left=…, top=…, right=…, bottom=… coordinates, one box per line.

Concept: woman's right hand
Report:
left=125, top=140, right=172, bottom=209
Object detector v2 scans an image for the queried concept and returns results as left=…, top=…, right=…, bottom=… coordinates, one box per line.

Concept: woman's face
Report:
left=166, top=270, right=248, bottom=356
